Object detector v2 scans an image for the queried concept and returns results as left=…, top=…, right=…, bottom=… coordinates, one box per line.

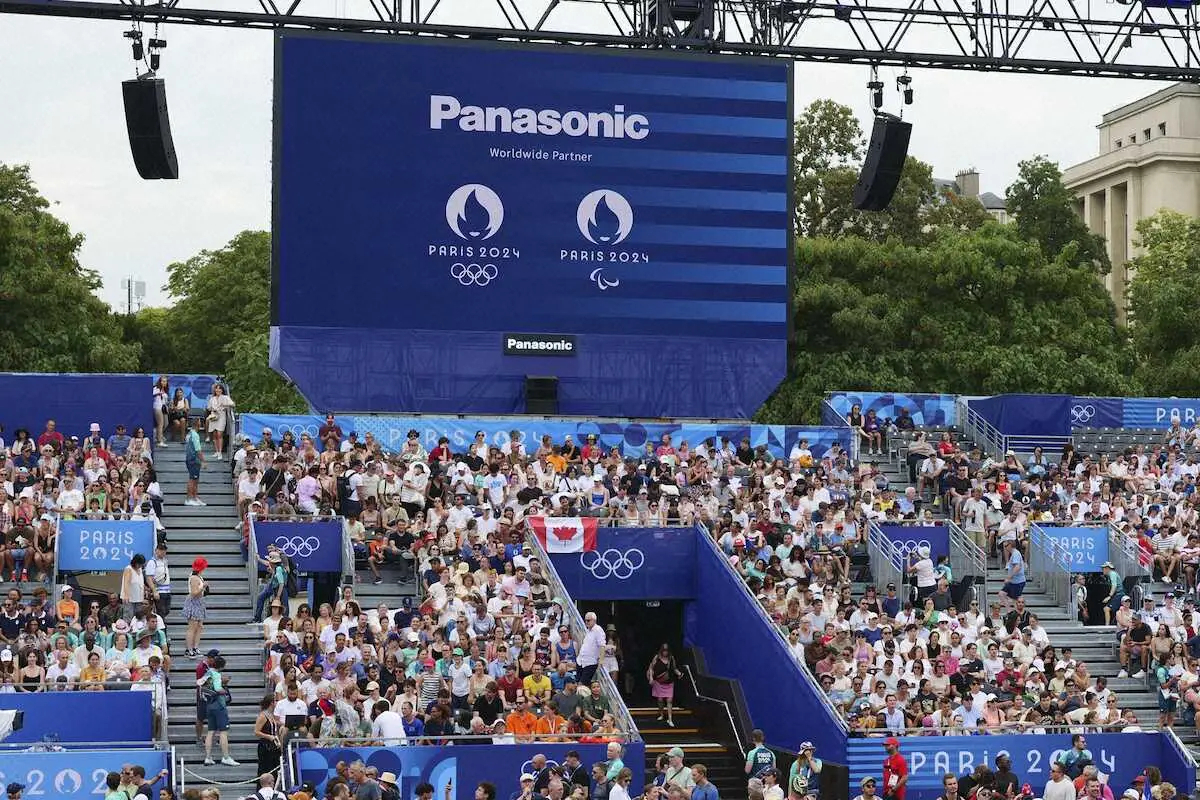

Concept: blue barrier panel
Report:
left=0, top=747, right=168, bottom=796
left=57, top=519, right=156, bottom=572
left=239, top=413, right=850, bottom=463
left=1070, top=397, right=1125, bottom=429
left=549, top=527, right=696, bottom=600
left=164, top=374, right=221, bottom=410
left=1039, top=525, right=1109, bottom=572
left=827, top=392, right=959, bottom=427
left=0, top=373, right=150, bottom=442
left=968, top=394, right=1073, bottom=436
left=254, top=519, right=343, bottom=572
left=296, top=741, right=644, bottom=797
left=0, top=690, right=153, bottom=744
left=847, top=732, right=1180, bottom=800
left=272, top=35, right=791, bottom=418
left=684, top=527, right=846, bottom=760
left=877, top=524, right=950, bottom=563
left=1124, top=397, right=1200, bottom=428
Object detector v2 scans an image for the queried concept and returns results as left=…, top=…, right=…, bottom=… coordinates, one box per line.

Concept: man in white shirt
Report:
left=274, top=683, right=309, bottom=728
left=46, top=649, right=80, bottom=685
left=578, top=612, right=606, bottom=686
left=371, top=698, right=408, bottom=743
left=446, top=495, right=474, bottom=532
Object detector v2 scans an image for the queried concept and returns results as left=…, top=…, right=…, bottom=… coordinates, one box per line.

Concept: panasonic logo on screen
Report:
left=430, top=95, right=650, bottom=139
left=504, top=334, right=577, bottom=356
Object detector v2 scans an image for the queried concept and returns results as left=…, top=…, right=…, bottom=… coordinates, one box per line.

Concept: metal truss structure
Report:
left=4, top=0, right=1200, bottom=80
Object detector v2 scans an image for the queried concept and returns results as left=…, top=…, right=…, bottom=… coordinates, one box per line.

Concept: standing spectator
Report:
left=745, top=729, right=776, bottom=782
left=184, top=418, right=207, bottom=507
left=348, top=761, right=381, bottom=800
left=664, top=747, right=694, bottom=794
left=607, top=769, right=634, bottom=800
left=198, top=655, right=240, bottom=767
left=145, top=543, right=171, bottom=619
left=252, top=554, right=286, bottom=624
left=907, top=547, right=936, bottom=603
left=578, top=613, right=605, bottom=687
left=152, top=376, right=170, bottom=447
left=882, top=737, right=908, bottom=800
left=205, top=384, right=234, bottom=460
left=254, top=694, right=282, bottom=777
left=646, top=643, right=682, bottom=728
left=183, top=558, right=209, bottom=659
left=691, top=765, right=718, bottom=800
left=788, top=743, right=822, bottom=798
left=1043, top=763, right=1076, bottom=800
left=120, top=553, right=148, bottom=621
left=1101, top=562, right=1124, bottom=625
left=999, top=541, right=1027, bottom=611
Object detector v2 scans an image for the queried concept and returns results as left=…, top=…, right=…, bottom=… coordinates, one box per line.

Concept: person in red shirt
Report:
left=882, top=737, right=908, bottom=800
left=580, top=435, right=603, bottom=464
left=36, top=419, right=64, bottom=453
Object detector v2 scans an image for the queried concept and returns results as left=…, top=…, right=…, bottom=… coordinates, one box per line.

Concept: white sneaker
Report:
left=203, top=758, right=215, bottom=766
left=214, top=453, right=223, bottom=461
left=184, top=498, right=198, bottom=506
left=220, top=756, right=240, bottom=766
left=1118, top=669, right=1129, bottom=678
left=1133, top=669, right=1146, bottom=678
left=194, top=499, right=207, bottom=507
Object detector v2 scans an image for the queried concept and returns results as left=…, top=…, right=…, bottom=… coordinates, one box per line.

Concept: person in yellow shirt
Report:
left=80, top=650, right=107, bottom=690
left=522, top=663, right=552, bottom=707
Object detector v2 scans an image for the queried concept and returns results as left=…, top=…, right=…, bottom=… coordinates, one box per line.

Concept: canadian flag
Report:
left=528, top=516, right=598, bottom=554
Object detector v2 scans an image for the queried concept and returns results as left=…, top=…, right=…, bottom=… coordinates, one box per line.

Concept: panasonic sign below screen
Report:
left=504, top=334, right=577, bottom=356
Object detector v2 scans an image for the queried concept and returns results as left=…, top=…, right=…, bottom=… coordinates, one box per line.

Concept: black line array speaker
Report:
left=122, top=78, right=179, bottom=180
left=853, top=112, right=911, bottom=211
left=525, top=376, right=560, bottom=415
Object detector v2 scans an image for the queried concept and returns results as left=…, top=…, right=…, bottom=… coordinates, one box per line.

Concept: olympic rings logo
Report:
left=521, top=759, right=559, bottom=776
left=581, top=548, right=645, bottom=580
left=891, top=539, right=931, bottom=559
left=276, top=423, right=319, bottom=438
left=274, top=535, right=320, bottom=557
left=1071, top=404, right=1096, bottom=423
left=450, top=263, right=499, bottom=286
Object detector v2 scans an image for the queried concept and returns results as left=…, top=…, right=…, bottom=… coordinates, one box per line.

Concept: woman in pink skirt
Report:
left=647, top=643, right=683, bottom=727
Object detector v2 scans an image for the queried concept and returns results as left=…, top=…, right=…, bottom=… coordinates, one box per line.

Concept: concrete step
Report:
left=169, top=553, right=245, bottom=569
left=161, top=504, right=242, bottom=520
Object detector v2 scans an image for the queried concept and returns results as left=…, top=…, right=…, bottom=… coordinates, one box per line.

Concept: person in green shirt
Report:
left=1101, top=562, right=1124, bottom=625
left=746, top=728, right=776, bottom=780
left=604, top=741, right=624, bottom=781
left=580, top=680, right=611, bottom=724
left=184, top=417, right=206, bottom=507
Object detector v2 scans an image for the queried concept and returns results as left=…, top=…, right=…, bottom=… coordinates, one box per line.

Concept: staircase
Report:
left=876, top=431, right=1163, bottom=727
left=154, top=439, right=263, bottom=788
left=631, top=705, right=746, bottom=798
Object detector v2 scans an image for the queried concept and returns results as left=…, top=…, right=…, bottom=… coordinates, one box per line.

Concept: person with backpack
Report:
left=378, top=773, right=401, bottom=800
left=252, top=553, right=287, bottom=624
left=246, top=773, right=288, bottom=800
left=184, top=417, right=207, bottom=507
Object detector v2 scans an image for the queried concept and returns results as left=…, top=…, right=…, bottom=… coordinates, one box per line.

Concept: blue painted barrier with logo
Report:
left=685, top=527, right=846, bottom=760
left=163, top=374, right=221, bottom=410
left=0, top=747, right=169, bottom=797
left=253, top=519, right=344, bottom=573
left=0, top=690, right=153, bottom=744
left=549, top=526, right=696, bottom=600
left=847, top=732, right=1188, bottom=800
left=239, top=413, right=850, bottom=462
left=827, top=392, right=959, bottom=427
left=877, top=524, right=950, bottom=564
left=1038, top=525, right=1109, bottom=572
left=56, top=519, right=156, bottom=572
left=296, top=741, right=643, bottom=797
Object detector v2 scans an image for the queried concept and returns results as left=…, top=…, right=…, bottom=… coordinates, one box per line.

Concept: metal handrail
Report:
left=866, top=521, right=904, bottom=595
left=524, top=532, right=641, bottom=742
left=1108, top=522, right=1151, bottom=576
left=0, top=739, right=174, bottom=750
left=296, top=731, right=636, bottom=745
left=958, top=398, right=1006, bottom=458
left=681, top=663, right=746, bottom=755
left=697, top=522, right=848, bottom=732
left=855, top=722, right=1166, bottom=737
left=246, top=513, right=262, bottom=610
left=948, top=520, right=988, bottom=609
left=1028, top=523, right=1075, bottom=616
left=1164, top=724, right=1198, bottom=768
left=341, top=515, right=355, bottom=586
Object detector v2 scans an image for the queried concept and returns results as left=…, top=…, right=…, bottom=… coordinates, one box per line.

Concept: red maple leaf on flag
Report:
left=551, top=526, right=578, bottom=542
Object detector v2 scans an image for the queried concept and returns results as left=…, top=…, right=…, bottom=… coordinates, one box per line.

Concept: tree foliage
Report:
left=1127, top=210, right=1200, bottom=395
left=160, top=230, right=305, bottom=412
left=1006, top=155, right=1110, bottom=272
left=757, top=225, right=1137, bottom=423
left=0, top=164, right=140, bottom=372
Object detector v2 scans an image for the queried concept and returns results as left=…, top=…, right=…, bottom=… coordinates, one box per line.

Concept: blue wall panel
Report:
left=0, top=690, right=153, bottom=744
left=0, top=373, right=150, bottom=443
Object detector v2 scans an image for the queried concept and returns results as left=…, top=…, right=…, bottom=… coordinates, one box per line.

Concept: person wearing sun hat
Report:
left=788, top=742, right=823, bottom=799
left=183, top=556, right=210, bottom=658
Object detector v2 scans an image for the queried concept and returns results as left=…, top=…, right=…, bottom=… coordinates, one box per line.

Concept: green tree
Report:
left=121, top=307, right=181, bottom=373
left=1127, top=210, right=1200, bottom=395
left=0, top=164, right=140, bottom=372
left=161, top=230, right=305, bottom=412
left=1006, top=155, right=1109, bottom=272
left=757, top=225, right=1137, bottom=423
left=792, top=100, right=944, bottom=245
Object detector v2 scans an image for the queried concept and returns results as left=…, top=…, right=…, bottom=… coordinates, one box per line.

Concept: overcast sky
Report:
left=0, top=10, right=1168, bottom=310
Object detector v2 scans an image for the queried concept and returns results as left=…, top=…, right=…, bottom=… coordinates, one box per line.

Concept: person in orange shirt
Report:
left=533, top=699, right=565, bottom=741
left=546, top=449, right=567, bottom=474
left=505, top=697, right=538, bottom=742
left=56, top=586, right=80, bottom=629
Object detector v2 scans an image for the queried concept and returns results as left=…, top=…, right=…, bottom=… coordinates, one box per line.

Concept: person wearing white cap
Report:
left=906, top=545, right=937, bottom=602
